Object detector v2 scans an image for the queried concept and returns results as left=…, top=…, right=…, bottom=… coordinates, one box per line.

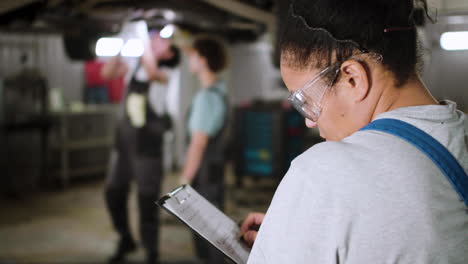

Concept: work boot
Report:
left=108, top=235, right=137, bottom=263
left=138, top=194, right=160, bottom=264
left=145, top=250, right=158, bottom=264
left=105, top=187, right=136, bottom=263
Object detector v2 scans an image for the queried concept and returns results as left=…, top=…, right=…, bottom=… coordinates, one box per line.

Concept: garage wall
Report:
left=422, top=20, right=468, bottom=111
left=229, top=38, right=286, bottom=105
left=430, top=0, right=468, bottom=13
left=0, top=32, right=84, bottom=103
left=423, top=47, right=468, bottom=110
left=443, top=0, right=468, bottom=12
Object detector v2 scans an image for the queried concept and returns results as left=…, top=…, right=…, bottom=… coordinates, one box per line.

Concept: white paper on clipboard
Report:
left=157, top=185, right=250, bottom=264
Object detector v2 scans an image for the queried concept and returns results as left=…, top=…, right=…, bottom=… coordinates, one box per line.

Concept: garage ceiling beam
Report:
left=79, top=0, right=136, bottom=13
left=47, top=0, right=64, bottom=7
left=0, top=0, right=39, bottom=15
left=200, top=0, right=275, bottom=30
left=79, top=0, right=104, bottom=13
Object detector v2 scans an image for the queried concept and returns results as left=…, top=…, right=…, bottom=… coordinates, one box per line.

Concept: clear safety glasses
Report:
left=288, top=66, right=341, bottom=122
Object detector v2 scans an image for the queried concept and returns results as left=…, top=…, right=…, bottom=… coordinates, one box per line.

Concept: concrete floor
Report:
left=0, top=166, right=277, bottom=264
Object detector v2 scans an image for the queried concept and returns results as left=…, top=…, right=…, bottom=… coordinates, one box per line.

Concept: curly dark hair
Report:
left=192, top=36, right=228, bottom=73
left=280, top=0, right=434, bottom=87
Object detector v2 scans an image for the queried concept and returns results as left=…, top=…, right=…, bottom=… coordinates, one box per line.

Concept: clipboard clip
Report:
left=169, top=185, right=191, bottom=204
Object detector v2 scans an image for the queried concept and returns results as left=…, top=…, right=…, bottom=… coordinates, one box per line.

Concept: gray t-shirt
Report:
left=248, top=101, right=468, bottom=264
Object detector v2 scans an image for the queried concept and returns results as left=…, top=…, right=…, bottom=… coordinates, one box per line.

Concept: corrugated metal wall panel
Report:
left=445, top=0, right=468, bottom=11
left=0, top=32, right=84, bottom=102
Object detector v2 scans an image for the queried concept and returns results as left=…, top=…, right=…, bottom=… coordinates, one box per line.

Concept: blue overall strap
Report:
left=360, top=118, right=468, bottom=207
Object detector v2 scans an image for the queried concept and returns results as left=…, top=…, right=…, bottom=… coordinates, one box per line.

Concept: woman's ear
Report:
left=339, top=60, right=370, bottom=102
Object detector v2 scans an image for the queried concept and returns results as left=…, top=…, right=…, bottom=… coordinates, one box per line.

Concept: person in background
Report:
left=241, top=0, right=467, bottom=263
left=181, top=36, right=229, bottom=264
left=101, top=31, right=180, bottom=264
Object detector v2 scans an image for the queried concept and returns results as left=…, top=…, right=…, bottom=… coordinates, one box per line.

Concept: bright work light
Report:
left=160, top=24, right=175, bottom=39
left=121, top=39, right=144, bottom=57
left=95, top=38, right=124, bottom=57
left=440, top=31, right=468, bottom=51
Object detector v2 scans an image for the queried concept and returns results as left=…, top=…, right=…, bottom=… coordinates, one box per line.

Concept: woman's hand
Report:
left=240, top=212, right=265, bottom=248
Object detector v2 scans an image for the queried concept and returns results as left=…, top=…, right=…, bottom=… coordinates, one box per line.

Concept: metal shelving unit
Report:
left=49, top=105, right=118, bottom=187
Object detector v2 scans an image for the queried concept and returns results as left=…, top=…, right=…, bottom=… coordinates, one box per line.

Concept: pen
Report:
left=238, top=221, right=260, bottom=241
left=247, top=224, right=260, bottom=232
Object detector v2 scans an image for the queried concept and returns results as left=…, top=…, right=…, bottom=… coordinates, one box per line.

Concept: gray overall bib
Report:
left=105, top=63, right=171, bottom=260
left=189, top=85, right=229, bottom=263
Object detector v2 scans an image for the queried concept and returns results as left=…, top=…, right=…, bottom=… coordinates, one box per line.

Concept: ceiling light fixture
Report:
left=95, top=38, right=124, bottom=57
left=440, top=31, right=468, bottom=51
left=160, top=24, right=175, bottom=39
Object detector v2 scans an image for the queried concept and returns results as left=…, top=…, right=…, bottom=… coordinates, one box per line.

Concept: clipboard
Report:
left=157, top=185, right=251, bottom=264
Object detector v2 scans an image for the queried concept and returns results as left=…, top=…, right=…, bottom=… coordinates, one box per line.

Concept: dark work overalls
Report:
left=105, top=64, right=170, bottom=260
left=189, top=85, right=229, bottom=264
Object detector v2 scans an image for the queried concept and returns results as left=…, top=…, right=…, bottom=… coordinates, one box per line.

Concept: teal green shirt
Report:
left=188, top=80, right=227, bottom=137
